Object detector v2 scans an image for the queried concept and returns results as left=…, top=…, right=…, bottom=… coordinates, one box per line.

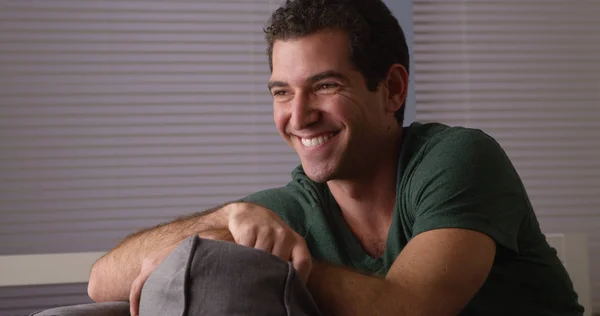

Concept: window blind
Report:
left=413, top=1, right=600, bottom=313
left=0, top=0, right=295, bottom=256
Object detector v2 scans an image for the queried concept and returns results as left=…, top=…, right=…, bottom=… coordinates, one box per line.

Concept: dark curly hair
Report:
left=264, top=0, right=410, bottom=124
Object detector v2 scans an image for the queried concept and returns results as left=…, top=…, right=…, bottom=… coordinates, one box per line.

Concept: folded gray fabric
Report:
left=31, top=236, right=321, bottom=316
left=30, top=301, right=129, bottom=316
left=139, top=235, right=322, bottom=316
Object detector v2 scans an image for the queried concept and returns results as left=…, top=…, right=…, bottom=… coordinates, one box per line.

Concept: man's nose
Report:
left=289, top=94, right=319, bottom=130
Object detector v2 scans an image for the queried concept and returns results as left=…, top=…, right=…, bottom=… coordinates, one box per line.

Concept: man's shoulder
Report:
left=241, top=167, right=322, bottom=208
left=399, top=122, right=513, bottom=204
left=402, top=122, right=501, bottom=168
left=406, top=122, right=494, bottom=150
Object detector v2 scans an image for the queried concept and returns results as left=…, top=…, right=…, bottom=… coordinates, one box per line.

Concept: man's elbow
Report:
left=87, top=261, right=107, bottom=302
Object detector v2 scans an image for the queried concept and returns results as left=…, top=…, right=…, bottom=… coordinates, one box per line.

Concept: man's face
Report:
left=269, top=29, right=393, bottom=183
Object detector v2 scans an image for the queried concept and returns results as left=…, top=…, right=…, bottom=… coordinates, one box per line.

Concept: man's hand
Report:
left=129, top=244, right=176, bottom=316
left=97, top=201, right=311, bottom=315
left=228, top=202, right=313, bottom=283
left=128, top=229, right=236, bottom=316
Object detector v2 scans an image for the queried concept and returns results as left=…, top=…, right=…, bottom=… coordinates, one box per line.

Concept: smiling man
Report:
left=87, top=0, right=585, bottom=315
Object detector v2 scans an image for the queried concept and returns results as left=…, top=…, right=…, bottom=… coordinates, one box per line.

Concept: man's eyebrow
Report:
left=267, top=71, right=350, bottom=91
left=308, top=70, right=350, bottom=84
left=267, top=81, right=288, bottom=91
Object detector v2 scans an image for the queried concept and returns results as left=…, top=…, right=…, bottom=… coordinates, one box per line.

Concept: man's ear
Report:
left=383, top=64, right=409, bottom=114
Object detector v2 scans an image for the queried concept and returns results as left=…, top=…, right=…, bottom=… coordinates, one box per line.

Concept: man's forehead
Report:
left=269, top=33, right=353, bottom=85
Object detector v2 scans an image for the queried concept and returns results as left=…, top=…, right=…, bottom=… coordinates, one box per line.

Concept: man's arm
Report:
left=87, top=204, right=232, bottom=302
left=307, top=228, right=496, bottom=316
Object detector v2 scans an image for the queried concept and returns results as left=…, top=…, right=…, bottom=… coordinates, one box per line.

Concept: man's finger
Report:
left=271, top=234, right=294, bottom=261
left=235, top=228, right=258, bottom=248
left=129, top=271, right=146, bottom=316
left=290, top=242, right=313, bottom=283
left=254, top=229, right=275, bottom=253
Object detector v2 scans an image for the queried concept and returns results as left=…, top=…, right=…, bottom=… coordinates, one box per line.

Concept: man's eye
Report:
left=317, top=83, right=339, bottom=90
left=272, top=90, right=287, bottom=96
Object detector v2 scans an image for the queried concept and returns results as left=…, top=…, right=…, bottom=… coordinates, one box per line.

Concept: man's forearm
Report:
left=88, top=203, right=232, bottom=302
left=307, top=262, right=407, bottom=316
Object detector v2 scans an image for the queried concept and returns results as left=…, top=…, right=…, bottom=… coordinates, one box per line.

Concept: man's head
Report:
left=265, top=0, right=409, bottom=183
left=265, top=0, right=409, bottom=124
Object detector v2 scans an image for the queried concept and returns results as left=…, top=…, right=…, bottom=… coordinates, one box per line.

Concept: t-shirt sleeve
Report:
left=409, top=128, right=530, bottom=254
left=237, top=183, right=314, bottom=237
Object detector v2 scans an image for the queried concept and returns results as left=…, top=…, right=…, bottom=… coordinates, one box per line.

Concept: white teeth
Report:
left=301, top=133, right=334, bottom=148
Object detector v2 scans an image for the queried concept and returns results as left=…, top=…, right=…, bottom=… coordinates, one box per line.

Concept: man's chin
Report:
left=301, top=163, right=336, bottom=184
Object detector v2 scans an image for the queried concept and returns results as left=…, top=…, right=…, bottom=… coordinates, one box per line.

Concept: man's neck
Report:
left=327, top=128, right=404, bottom=234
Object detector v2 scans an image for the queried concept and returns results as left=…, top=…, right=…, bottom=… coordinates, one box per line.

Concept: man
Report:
left=88, top=0, right=585, bottom=315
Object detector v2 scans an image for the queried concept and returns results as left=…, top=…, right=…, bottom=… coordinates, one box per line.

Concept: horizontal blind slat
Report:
left=2, top=1, right=275, bottom=13
left=0, top=0, right=287, bottom=262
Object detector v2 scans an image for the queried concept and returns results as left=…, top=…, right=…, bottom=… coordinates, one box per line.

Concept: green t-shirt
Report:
left=240, top=122, right=584, bottom=315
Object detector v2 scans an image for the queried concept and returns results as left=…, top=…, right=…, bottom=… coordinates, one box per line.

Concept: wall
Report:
left=0, top=1, right=414, bottom=315
left=384, top=0, right=416, bottom=125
